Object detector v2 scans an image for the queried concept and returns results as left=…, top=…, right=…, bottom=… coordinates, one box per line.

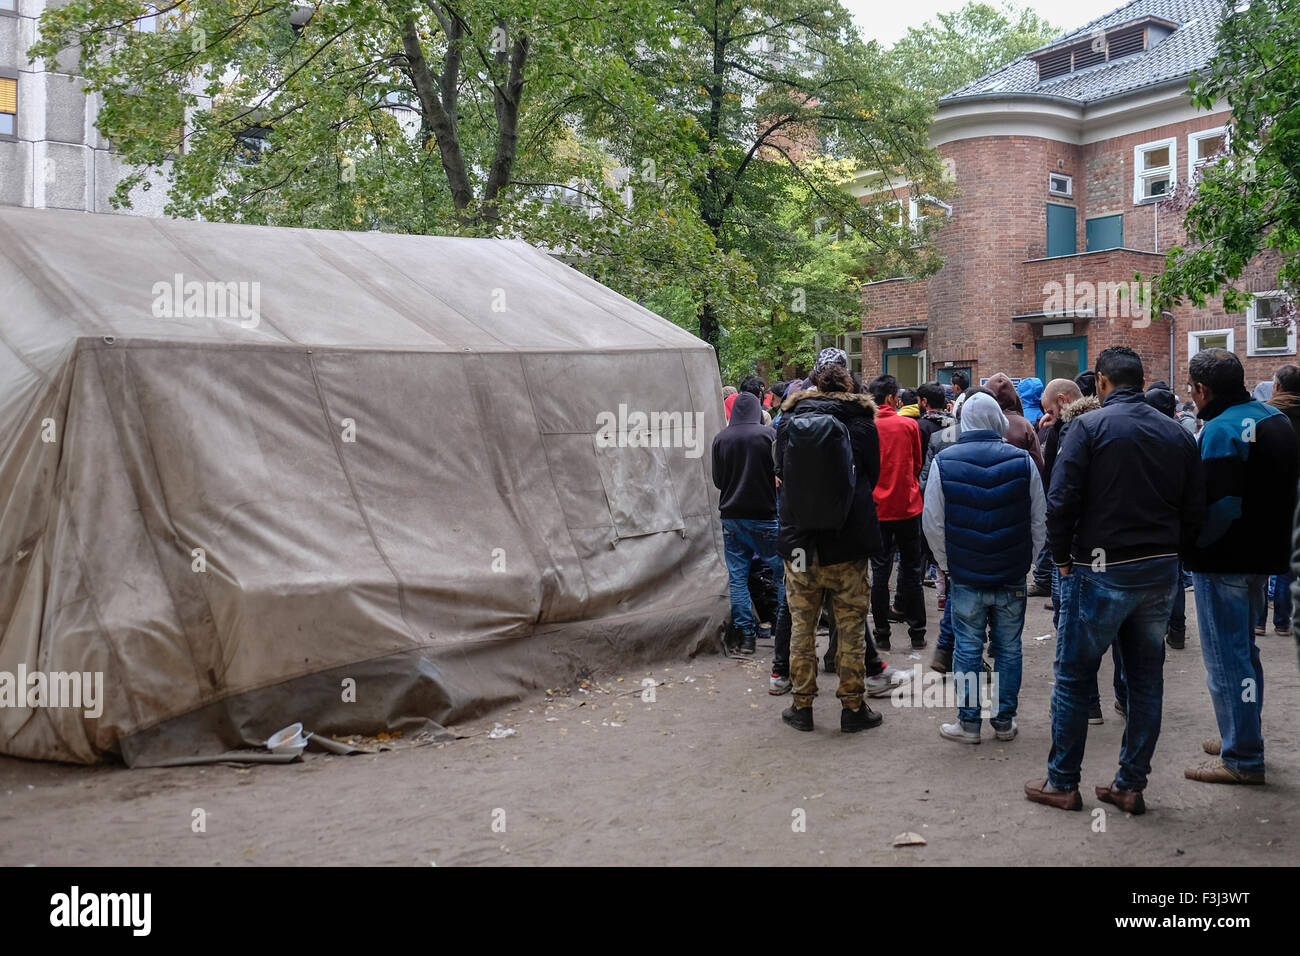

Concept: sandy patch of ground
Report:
left=1, top=587, right=1295, bottom=866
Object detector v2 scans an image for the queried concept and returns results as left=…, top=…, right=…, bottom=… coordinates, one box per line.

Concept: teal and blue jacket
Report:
left=1186, top=391, right=1298, bottom=574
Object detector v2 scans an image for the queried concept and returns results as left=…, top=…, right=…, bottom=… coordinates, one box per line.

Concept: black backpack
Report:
left=783, top=411, right=856, bottom=530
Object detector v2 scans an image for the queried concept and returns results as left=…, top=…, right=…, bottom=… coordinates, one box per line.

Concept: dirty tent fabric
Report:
left=0, top=207, right=727, bottom=765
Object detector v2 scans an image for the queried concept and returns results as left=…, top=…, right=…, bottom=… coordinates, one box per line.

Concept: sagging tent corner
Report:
left=0, top=207, right=728, bottom=766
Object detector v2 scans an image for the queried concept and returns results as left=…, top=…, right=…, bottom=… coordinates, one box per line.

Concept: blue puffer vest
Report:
left=936, top=429, right=1034, bottom=588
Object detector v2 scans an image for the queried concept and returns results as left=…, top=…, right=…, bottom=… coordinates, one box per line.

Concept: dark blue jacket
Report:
left=929, top=430, right=1039, bottom=587
left=1047, top=387, right=1204, bottom=568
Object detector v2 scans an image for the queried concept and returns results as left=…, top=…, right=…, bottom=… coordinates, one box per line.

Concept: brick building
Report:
left=859, top=0, right=1289, bottom=395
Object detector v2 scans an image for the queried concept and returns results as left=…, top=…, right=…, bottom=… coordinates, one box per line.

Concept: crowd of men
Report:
left=711, top=346, right=1299, bottom=812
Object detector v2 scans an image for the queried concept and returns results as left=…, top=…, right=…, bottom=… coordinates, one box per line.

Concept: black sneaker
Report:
left=874, top=633, right=892, bottom=651
left=782, top=705, right=814, bottom=732
left=1114, top=699, right=1128, bottom=720
left=1165, top=630, right=1185, bottom=650
left=1088, top=701, right=1104, bottom=725
left=739, top=632, right=756, bottom=655
left=841, top=704, right=883, bottom=733
left=1027, top=581, right=1052, bottom=597
left=911, top=635, right=927, bottom=649
left=931, top=646, right=952, bottom=673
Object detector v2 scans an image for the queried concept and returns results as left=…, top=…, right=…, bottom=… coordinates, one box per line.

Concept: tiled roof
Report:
left=941, top=0, right=1223, bottom=105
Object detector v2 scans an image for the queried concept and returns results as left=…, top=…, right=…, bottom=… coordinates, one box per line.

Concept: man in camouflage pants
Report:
left=773, top=349, right=885, bottom=734
left=787, top=561, right=869, bottom=712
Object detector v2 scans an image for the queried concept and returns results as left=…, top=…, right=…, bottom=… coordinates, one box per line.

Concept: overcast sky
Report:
left=843, top=0, right=1129, bottom=46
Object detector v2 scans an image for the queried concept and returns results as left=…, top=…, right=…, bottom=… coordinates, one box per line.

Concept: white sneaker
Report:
left=768, top=674, right=792, bottom=695
left=940, top=721, right=981, bottom=744
left=866, top=664, right=911, bottom=698
left=992, top=720, right=1018, bottom=741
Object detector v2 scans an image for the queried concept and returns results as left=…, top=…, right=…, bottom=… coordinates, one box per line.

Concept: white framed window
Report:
left=1188, top=328, right=1234, bottom=357
left=814, top=332, right=864, bottom=375
left=1188, top=126, right=1229, bottom=179
left=0, top=0, right=16, bottom=15
left=1049, top=173, right=1073, bottom=197
left=906, top=194, right=952, bottom=237
left=1133, top=137, right=1176, bottom=203
left=1246, top=292, right=1295, bottom=357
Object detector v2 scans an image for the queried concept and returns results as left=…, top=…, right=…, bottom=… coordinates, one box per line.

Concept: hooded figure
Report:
left=959, top=391, right=1009, bottom=435
left=711, top=390, right=784, bottom=656
left=1017, top=377, right=1045, bottom=426
left=1253, top=380, right=1275, bottom=403
left=725, top=387, right=772, bottom=425
left=921, top=386, right=1046, bottom=742
left=986, top=373, right=1045, bottom=472
left=712, top=391, right=777, bottom=520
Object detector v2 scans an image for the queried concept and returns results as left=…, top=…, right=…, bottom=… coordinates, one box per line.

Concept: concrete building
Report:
left=859, top=0, right=1287, bottom=392
left=1, top=0, right=169, bottom=214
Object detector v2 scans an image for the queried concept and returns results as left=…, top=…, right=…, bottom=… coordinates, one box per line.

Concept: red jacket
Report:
left=872, top=405, right=924, bottom=521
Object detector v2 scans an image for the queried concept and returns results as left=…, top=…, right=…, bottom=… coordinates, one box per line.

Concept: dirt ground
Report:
left=1, top=584, right=1296, bottom=866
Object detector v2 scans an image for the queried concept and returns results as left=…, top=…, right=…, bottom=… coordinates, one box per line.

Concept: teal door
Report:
left=1047, top=203, right=1077, bottom=258
left=1036, top=335, right=1088, bottom=382
left=1086, top=214, right=1123, bottom=251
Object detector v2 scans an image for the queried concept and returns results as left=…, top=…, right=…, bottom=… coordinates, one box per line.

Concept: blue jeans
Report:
left=1194, top=573, right=1266, bottom=775
left=951, top=584, right=1025, bottom=728
left=1271, top=573, right=1293, bottom=629
left=937, top=598, right=954, bottom=652
left=1051, top=564, right=1060, bottom=630
left=1033, top=543, right=1053, bottom=588
left=1169, top=562, right=1187, bottom=637
left=1252, top=575, right=1292, bottom=629
left=721, top=518, right=784, bottom=636
left=1048, top=558, right=1178, bottom=792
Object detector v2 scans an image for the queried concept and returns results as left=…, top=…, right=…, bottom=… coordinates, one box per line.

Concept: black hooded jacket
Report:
left=774, top=389, right=883, bottom=565
left=711, top=391, right=778, bottom=519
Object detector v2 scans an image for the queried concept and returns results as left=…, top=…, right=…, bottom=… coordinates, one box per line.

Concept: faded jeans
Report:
left=1194, top=573, right=1267, bottom=775
left=1047, top=558, right=1178, bottom=792
left=951, top=584, right=1025, bottom=729
left=722, top=518, right=783, bottom=636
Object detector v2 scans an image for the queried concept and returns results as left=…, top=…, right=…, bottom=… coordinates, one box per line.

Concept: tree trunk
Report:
left=699, top=298, right=720, bottom=356
left=400, top=17, right=475, bottom=214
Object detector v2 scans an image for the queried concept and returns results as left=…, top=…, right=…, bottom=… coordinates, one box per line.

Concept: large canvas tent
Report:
left=0, top=207, right=727, bottom=765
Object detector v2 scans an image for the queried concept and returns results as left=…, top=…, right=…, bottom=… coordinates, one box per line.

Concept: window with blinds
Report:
left=0, top=77, right=16, bottom=137
left=1033, top=19, right=1173, bottom=82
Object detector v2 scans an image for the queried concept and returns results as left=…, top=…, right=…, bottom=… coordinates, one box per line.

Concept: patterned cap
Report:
left=813, top=347, right=849, bottom=374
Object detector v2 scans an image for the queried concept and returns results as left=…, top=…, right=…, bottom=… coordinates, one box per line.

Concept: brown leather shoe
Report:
left=1095, top=784, right=1145, bottom=815
left=1185, top=757, right=1265, bottom=785
left=1202, top=736, right=1221, bottom=755
left=1024, top=778, right=1083, bottom=811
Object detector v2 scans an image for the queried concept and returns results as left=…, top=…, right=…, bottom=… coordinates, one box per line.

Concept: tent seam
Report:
left=305, top=351, right=424, bottom=646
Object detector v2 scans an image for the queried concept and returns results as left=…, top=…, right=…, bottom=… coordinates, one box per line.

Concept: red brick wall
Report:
left=859, top=108, right=1289, bottom=390
left=861, top=277, right=929, bottom=378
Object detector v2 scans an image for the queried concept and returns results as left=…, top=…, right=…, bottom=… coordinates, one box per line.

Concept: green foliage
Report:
left=29, top=0, right=950, bottom=379
left=626, top=1, right=949, bottom=376
left=1151, top=0, right=1300, bottom=318
left=886, top=2, right=1058, bottom=99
